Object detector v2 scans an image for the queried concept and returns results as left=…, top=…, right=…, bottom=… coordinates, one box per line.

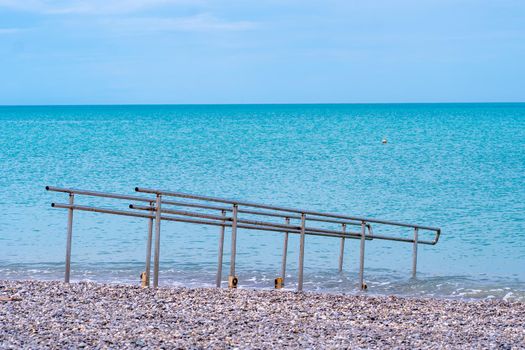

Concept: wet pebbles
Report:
left=1, top=280, right=524, bottom=349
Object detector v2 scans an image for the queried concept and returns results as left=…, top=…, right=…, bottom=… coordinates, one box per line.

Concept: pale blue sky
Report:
left=0, top=0, right=524, bottom=105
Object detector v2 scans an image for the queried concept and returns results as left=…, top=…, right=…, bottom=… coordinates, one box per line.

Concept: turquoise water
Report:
left=0, top=104, right=524, bottom=300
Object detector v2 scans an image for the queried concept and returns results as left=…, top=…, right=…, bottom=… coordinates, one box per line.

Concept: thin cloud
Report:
left=0, top=0, right=195, bottom=15
left=0, top=27, right=24, bottom=34
left=102, top=14, right=257, bottom=33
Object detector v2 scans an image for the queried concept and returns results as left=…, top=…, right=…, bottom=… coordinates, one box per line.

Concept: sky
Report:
left=0, top=0, right=524, bottom=105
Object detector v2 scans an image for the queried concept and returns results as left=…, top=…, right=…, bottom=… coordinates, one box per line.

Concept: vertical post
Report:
left=64, top=193, right=74, bottom=283
left=359, top=221, right=366, bottom=290
left=297, top=213, right=306, bottom=292
left=216, top=210, right=226, bottom=288
left=338, top=223, right=346, bottom=272
left=412, top=227, right=419, bottom=278
left=144, top=201, right=154, bottom=287
left=281, top=217, right=290, bottom=284
left=229, top=204, right=238, bottom=279
left=152, top=194, right=162, bottom=288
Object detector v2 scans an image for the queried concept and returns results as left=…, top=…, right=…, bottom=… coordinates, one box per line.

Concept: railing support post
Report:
left=144, top=201, right=154, bottom=287
left=216, top=210, right=226, bottom=288
left=412, top=227, right=419, bottom=278
left=297, top=213, right=306, bottom=292
left=64, top=193, right=74, bottom=283
left=229, top=204, right=238, bottom=285
left=338, top=223, right=346, bottom=272
left=152, top=194, right=162, bottom=288
left=359, top=221, right=366, bottom=290
left=281, top=217, right=290, bottom=285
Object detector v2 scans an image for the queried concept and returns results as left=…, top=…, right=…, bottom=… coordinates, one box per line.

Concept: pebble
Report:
left=0, top=280, right=524, bottom=349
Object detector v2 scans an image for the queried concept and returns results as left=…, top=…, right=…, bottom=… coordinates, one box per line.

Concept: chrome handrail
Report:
left=135, top=187, right=441, bottom=232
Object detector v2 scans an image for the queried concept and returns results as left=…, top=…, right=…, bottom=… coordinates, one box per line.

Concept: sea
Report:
left=0, top=103, right=524, bottom=300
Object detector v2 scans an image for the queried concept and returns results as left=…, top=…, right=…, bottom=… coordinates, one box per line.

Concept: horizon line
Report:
left=1, top=101, right=524, bottom=107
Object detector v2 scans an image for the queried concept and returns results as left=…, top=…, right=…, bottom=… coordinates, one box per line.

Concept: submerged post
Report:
left=359, top=221, right=366, bottom=290
left=64, top=193, right=74, bottom=283
left=338, top=223, right=346, bottom=272
left=216, top=210, right=226, bottom=288
left=144, top=201, right=154, bottom=287
left=229, top=204, right=238, bottom=287
left=412, top=227, right=419, bottom=278
left=297, top=213, right=306, bottom=292
left=281, top=217, right=290, bottom=285
left=152, top=194, right=162, bottom=288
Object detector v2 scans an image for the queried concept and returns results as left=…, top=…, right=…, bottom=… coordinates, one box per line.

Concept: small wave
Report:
left=1, top=264, right=524, bottom=301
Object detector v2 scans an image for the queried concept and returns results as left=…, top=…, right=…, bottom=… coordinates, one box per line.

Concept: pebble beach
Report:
left=1, top=280, right=524, bottom=349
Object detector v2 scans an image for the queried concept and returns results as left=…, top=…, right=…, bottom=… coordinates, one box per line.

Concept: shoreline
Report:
left=1, top=280, right=524, bottom=348
left=2, top=273, right=524, bottom=302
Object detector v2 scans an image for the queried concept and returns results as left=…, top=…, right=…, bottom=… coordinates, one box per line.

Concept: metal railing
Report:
left=46, top=185, right=441, bottom=291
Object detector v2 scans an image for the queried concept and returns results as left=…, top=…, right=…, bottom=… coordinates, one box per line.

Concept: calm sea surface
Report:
left=0, top=104, right=524, bottom=300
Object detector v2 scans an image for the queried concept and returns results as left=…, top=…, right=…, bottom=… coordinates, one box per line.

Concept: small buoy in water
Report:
left=381, top=138, right=387, bottom=144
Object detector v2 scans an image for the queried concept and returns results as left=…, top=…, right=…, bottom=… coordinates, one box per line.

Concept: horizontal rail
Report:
left=129, top=204, right=371, bottom=241
left=156, top=199, right=364, bottom=227
left=135, top=187, right=441, bottom=233
left=51, top=203, right=375, bottom=240
left=51, top=202, right=434, bottom=245
left=46, top=186, right=368, bottom=229
left=47, top=186, right=223, bottom=211
left=47, top=186, right=153, bottom=203
left=52, top=202, right=154, bottom=219
left=130, top=204, right=232, bottom=222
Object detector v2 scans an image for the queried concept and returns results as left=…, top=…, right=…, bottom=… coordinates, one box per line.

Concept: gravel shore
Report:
left=1, top=280, right=524, bottom=349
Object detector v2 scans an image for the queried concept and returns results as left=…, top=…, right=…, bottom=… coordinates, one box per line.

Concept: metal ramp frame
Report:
left=46, top=186, right=441, bottom=291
